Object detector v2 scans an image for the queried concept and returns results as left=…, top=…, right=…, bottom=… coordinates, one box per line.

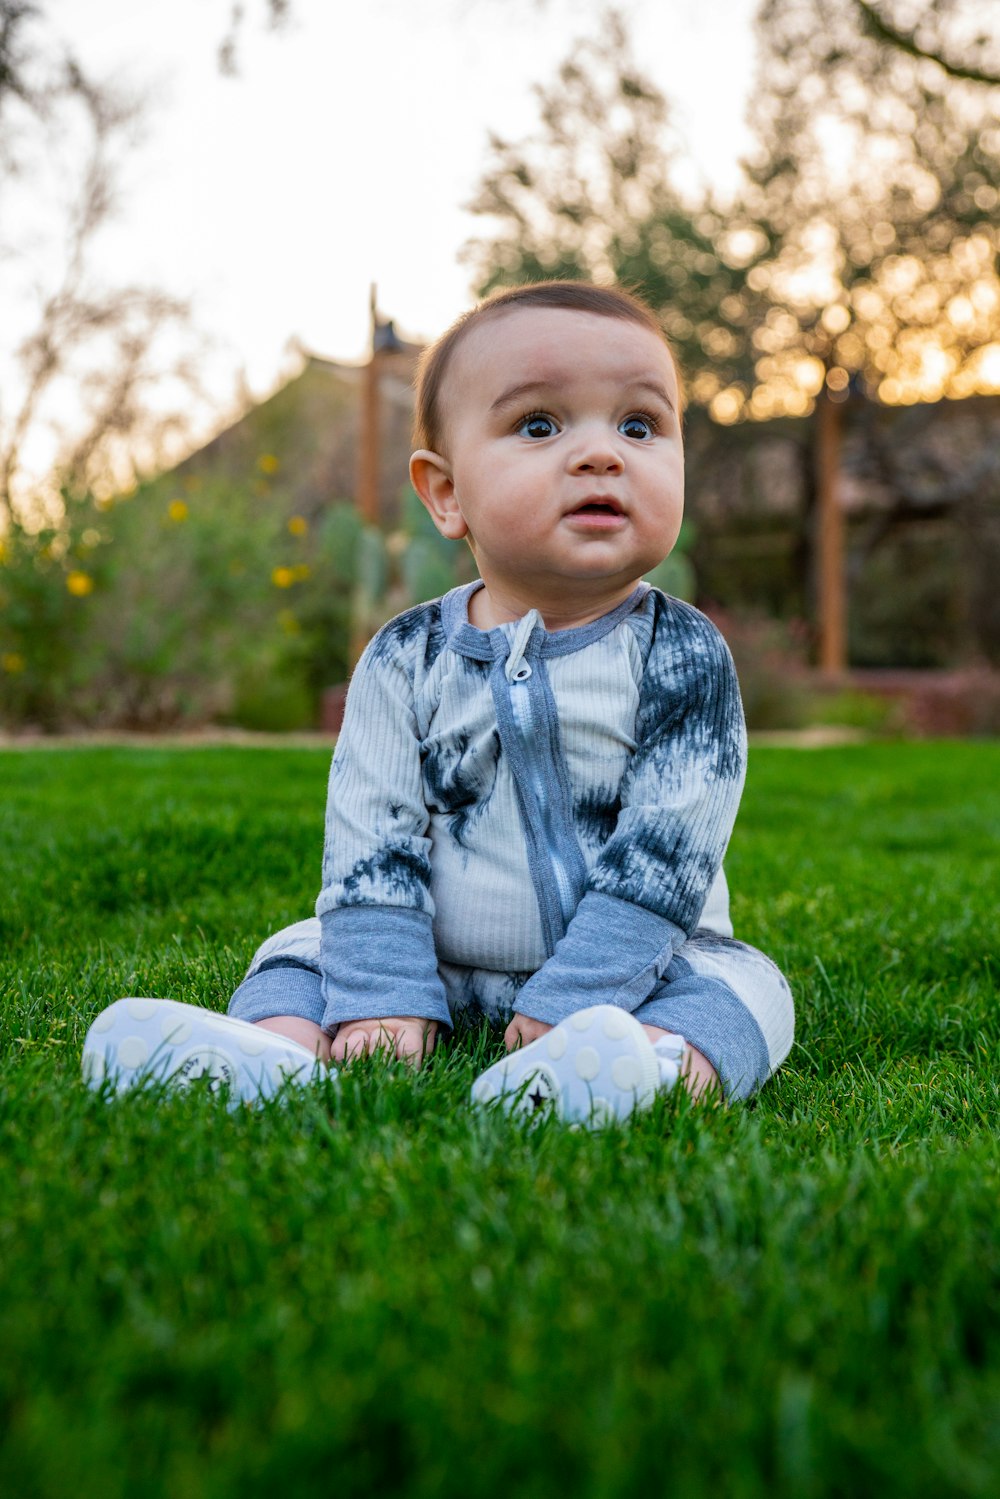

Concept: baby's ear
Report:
left=410, top=450, right=469, bottom=541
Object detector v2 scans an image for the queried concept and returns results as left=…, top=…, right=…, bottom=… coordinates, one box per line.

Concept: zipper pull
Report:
left=505, top=608, right=542, bottom=683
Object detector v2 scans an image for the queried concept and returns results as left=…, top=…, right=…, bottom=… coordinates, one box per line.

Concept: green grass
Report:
left=1, top=742, right=998, bottom=1498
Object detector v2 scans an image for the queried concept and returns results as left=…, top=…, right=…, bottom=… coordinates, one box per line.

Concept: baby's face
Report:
left=426, top=307, right=684, bottom=615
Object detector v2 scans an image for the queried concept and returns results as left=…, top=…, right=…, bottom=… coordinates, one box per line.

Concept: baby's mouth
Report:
left=566, top=497, right=626, bottom=526
left=569, top=497, right=624, bottom=518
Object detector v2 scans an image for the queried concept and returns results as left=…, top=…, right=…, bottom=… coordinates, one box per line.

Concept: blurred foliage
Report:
left=0, top=1, right=294, bottom=100
left=682, top=393, right=1000, bottom=669
left=0, top=478, right=363, bottom=731
left=352, top=488, right=477, bottom=652
left=210, top=1, right=1000, bottom=89
left=0, top=3, right=199, bottom=527
left=852, top=0, right=1000, bottom=87
left=703, top=607, right=815, bottom=731
left=218, top=0, right=291, bottom=75
left=643, top=519, right=695, bottom=603
left=464, top=11, right=753, bottom=400
left=740, top=0, right=1000, bottom=415
left=703, top=607, right=900, bottom=732
left=464, top=5, right=1000, bottom=420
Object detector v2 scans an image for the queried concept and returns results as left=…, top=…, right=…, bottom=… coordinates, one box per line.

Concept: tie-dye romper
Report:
left=229, top=581, right=794, bottom=1100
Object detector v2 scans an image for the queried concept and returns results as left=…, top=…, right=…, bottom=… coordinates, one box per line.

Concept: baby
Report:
left=83, top=281, right=794, bottom=1123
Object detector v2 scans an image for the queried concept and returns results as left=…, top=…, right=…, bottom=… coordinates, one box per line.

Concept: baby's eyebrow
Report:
left=489, top=380, right=553, bottom=413
left=489, top=376, right=676, bottom=415
left=628, top=378, right=676, bottom=413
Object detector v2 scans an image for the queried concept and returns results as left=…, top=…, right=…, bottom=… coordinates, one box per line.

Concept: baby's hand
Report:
left=504, top=1013, right=553, bottom=1052
left=330, top=1016, right=438, bottom=1068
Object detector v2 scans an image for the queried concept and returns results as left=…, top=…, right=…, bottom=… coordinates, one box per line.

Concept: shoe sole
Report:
left=470, top=1005, right=661, bottom=1126
left=81, top=998, right=322, bottom=1106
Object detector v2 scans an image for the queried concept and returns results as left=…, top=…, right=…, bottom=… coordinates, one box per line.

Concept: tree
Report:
left=737, top=0, right=1000, bottom=421
left=463, top=5, right=1000, bottom=664
left=0, top=0, right=291, bottom=93
left=468, top=2, right=1000, bottom=409
left=740, top=0, right=1000, bottom=664
left=0, top=9, right=201, bottom=526
left=463, top=11, right=770, bottom=405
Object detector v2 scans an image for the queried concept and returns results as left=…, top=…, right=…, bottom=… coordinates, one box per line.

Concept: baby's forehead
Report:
left=442, top=306, right=676, bottom=420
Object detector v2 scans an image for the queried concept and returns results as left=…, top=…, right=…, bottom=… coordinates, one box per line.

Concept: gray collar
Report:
left=441, top=581, right=651, bottom=664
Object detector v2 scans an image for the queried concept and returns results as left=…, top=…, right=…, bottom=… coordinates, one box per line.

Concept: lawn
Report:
left=0, top=742, right=998, bottom=1498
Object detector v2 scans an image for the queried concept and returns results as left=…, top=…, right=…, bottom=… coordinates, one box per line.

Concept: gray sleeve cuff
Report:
left=512, top=891, right=685, bottom=1027
left=319, top=905, right=452, bottom=1032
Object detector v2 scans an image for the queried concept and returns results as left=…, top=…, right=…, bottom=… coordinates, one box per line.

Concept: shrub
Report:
left=0, top=493, right=116, bottom=730
left=703, top=607, right=815, bottom=731
left=0, top=479, right=364, bottom=731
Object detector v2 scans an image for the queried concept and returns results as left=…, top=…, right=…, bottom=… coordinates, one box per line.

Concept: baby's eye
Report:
left=618, top=413, right=658, bottom=441
left=516, top=413, right=559, bottom=439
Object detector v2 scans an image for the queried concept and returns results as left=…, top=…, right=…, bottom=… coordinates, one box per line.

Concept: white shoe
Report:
left=470, top=1005, right=672, bottom=1127
left=81, top=998, right=325, bottom=1106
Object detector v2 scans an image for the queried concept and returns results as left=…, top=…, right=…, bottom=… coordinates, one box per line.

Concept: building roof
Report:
left=173, top=348, right=419, bottom=527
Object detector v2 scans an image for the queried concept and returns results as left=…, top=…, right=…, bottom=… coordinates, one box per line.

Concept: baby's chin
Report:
left=474, top=575, right=651, bottom=632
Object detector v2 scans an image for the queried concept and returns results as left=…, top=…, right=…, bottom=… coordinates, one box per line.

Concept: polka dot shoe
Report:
left=81, top=998, right=323, bottom=1106
left=470, top=1005, right=668, bottom=1127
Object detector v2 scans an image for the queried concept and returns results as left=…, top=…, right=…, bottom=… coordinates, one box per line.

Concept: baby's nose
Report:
left=571, top=433, right=624, bottom=473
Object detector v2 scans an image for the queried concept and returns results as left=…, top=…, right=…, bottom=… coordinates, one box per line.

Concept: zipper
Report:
left=507, top=663, right=578, bottom=930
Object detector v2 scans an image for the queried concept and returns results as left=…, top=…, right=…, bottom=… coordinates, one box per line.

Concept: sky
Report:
left=39, top=0, right=760, bottom=406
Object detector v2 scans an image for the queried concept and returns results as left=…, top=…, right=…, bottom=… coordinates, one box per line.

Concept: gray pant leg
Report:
left=634, top=932, right=794, bottom=1102
left=228, top=918, right=325, bottom=1026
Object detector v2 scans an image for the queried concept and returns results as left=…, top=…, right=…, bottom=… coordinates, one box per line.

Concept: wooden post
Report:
left=349, top=287, right=381, bottom=669
left=356, top=284, right=380, bottom=528
left=817, top=385, right=847, bottom=677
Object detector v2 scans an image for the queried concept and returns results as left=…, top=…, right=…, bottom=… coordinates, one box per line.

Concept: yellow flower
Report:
left=271, top=566, right=295, bottom=588
left=66, top=572, right=94, bottom=597
left=292, top=563, right=311, bottom=581
left=168, top=499, right=189, bottom=522
left=2, top=652, right=25, bottom=674
left=258, top=453, right=280, bottom=475
left=288, top=515, right=308, bottom=536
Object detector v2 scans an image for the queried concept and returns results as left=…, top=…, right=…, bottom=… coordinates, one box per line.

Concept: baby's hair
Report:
left=413, top=280, right=683, bottom=453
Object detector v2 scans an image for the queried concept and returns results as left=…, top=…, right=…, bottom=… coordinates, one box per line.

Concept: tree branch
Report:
left=0, top=0, right=39, bottom=112
left=219, top=0, right=290, bottom=75
left=0, top=49, right=195, bottom=522
left=853, top=0, right=1000, bottom=86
